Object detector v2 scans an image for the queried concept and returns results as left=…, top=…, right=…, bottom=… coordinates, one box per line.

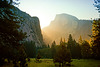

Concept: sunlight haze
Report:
left=17, top=0, right=99, bottom=29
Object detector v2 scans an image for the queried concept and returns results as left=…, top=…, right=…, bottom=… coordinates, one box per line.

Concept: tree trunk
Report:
left=59, top=63, right=61, bottom=67
left=62, top=62, right=65, bottom=67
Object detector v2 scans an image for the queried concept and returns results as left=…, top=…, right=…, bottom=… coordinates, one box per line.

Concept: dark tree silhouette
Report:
left=36, top=53, right=41, bottom=62
left=92, top=19, right=100, bottom=59
left=67, top=34, right=73, bottom=49
left=81, top=40, right=92, bottom=59
left=53, top=39, right=71, bottom=67
left=48, top=44, right=50, bottom=48
left=0, top=0, right=26, bottom=66
left=75, top=43, right=82, bottom=59
left=51, top=41, right=56, bottom=58
left=67, top=34, right=76, bottom=58
left=91, top=0, right=100, bottom=59
left=24, top=41, right=36, bottom=58
left=78, top=35, right=83, bottom=45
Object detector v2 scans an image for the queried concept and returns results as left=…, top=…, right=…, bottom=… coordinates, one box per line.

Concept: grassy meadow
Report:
left=1, top=59, right=100, bottom=67
left=28, top=59, right=100, bottom=67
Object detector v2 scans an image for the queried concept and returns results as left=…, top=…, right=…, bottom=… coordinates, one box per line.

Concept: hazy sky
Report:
left=17, top=0, right=99, bottom=29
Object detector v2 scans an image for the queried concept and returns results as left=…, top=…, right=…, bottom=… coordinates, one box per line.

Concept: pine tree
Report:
left=78, top=35, right=83, bottom=45
left=0, top=0, right=26, bottom=65
left=75, top=43, right=82, bottom=59
left=91, top=0, right=100, bottom=59
left=51, top=41, right=56, bottom=58
left=60, top=37, right=63, bottom=44
left=81, top=40, right=91, bottom=59
left=92, top=19, right=100, bottom=59
left=24, top=41, right=36, bottom=58
left=48, top=44, right=50, bottom=48
left=67, top=34, right=73, bottom=49
left=53, top=39, right=71, bottom=67
left=67, top=34, right=77, bottom=58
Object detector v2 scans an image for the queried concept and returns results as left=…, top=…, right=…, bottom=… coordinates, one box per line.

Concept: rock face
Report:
left=42, top=14, right=92, bottom=45
left=13, top=7, right=44, bottom=46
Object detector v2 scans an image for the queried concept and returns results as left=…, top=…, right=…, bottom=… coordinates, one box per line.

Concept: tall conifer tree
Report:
left=0, top=0, right=26, bottom=65
left=92, top=0, right=100, bottom=59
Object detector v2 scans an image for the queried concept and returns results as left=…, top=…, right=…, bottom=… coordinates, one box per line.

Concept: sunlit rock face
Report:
left=42, top=14, right=92, bottom=45
left=12, top=7, right=45, bottom=46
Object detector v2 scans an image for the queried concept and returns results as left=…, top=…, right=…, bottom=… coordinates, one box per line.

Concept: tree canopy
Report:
left=0, top=0, right=27, bottom=66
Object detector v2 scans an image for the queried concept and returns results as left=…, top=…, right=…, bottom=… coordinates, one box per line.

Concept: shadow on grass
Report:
left=54, top=63, right=74, bottom=67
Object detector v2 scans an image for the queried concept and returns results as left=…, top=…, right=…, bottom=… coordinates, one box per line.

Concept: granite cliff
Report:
left=13, top=7, right=45, bottom=46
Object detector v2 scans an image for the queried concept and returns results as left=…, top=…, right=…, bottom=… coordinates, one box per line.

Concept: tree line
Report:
left=38, top=35, right=90, bottom=59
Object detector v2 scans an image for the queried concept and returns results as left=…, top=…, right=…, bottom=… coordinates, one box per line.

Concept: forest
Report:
left=0, top=0, right=100, bottom=67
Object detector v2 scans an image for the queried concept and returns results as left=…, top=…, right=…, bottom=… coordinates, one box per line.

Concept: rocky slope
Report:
left=42, top=14, right=92, bottom=45
left=13, top=7, right=45, bottom=46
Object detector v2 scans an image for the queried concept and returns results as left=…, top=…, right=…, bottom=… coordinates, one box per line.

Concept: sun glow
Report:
left=37, top=15, right=50, bottom=29
left=34, top=13, right=54, bottom=29
left=18, top=0, right=99, bottom=29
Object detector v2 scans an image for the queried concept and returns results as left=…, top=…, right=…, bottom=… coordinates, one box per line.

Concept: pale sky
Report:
left=17, top=0, right=99, bottom=29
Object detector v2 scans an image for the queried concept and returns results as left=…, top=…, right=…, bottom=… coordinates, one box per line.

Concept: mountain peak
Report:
left=49, top=13, right=79, bottom=28
left=54, top=13, right=79, bottom=21
left=42, top=13, right=92, bottom=45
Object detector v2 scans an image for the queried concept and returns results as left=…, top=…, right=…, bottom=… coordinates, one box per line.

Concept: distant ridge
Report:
left=42, top=13, right=92, bottom=45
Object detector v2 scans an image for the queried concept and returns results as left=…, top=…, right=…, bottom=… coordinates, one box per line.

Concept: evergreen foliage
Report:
left=94, top=0, right=100, bottom=13
left=92, top=19, right=100, bottom=59
left=51, top=41, right=56, bottom=58
left=0, top=0, right=26, bottom=66
left=24, top=41, right=36, bottom=58
left=78, top=35, right=83, bottom=45
left=67, top=34, right=76, bottom=58
left=92, top=0, right=100, bottom=59
left=53, top=39, right=72, bottom=67
left=81, top=40, right=92, bottom=59
left=38, top=48, right=52, bottom=58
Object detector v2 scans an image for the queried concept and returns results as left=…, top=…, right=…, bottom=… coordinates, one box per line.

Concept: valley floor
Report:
left=28, top=59, right=100, bottom=67
left=1, top=59, right=100, bottom=67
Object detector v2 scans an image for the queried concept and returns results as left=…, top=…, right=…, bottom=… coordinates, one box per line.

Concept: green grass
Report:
left=28, top=59, right=100, bottom=67
left=71, top=59, right=100, bottom=67
left=1, top=59, right=100, bottom=67
left=28, top=59, right=55, bottom=67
